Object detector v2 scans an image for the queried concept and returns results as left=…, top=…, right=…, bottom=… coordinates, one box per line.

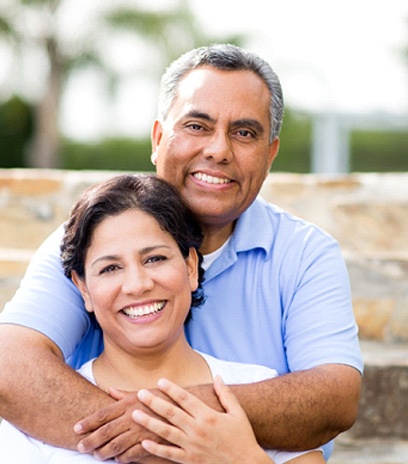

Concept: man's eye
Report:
left=187, top=123, right=203, bottom=131
left=237, top=129, right=254, bottom=138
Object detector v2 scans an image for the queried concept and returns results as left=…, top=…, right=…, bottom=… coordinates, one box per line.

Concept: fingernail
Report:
left=77, top=442, right=86, bottom=453
left=157, top=378, right=169, bottom=388
left=137, top=389, right=148, bottom=400
left=73, top=423, right=83, bottom=434
left=132, top=410, right=143, bottom=421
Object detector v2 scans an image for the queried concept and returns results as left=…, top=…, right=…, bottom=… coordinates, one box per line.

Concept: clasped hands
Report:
left=74, top=376, right=269, bottom=464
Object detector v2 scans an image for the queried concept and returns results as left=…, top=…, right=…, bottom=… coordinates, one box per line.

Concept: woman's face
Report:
left=73, top=209, right=198, bottom=356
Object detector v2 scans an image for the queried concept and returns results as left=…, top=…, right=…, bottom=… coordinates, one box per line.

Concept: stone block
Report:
left=332, top=202, right=408, bottom=254
left=353, top=298, right=395, bottom=341
left=0, top=249, right=32, bottom=311
left=346, top=254, right=408, bottom=342
left=348, top=341, right=408, bottom=440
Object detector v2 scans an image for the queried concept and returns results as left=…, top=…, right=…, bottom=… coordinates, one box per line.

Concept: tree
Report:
left=0, top=0, right=242, bottom=168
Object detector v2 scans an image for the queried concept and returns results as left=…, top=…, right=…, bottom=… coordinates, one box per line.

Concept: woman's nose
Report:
left=121, top=266, right=154, bottom=295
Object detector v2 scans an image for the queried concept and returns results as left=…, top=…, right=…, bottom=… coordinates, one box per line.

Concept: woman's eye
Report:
left=100, top=264, right=119, bottom=274
left=145, top=255, right=167, bottom=264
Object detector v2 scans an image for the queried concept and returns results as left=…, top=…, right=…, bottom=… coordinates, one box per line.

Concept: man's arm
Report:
left=76, top=362, right=360, bottom=462
left=229, top=364, right=361, bottom=450
left=0, top=324, right=114, bottom=448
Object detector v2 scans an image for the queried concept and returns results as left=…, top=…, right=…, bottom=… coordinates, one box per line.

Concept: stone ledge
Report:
left=331, top=434, right=408, bottom=464
left=347, top=341, right=408, bottom=440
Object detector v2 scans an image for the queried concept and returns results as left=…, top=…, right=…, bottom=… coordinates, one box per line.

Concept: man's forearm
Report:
left=0, top=325, right=113, bottom=449
left=231, top=364, right=361, bottom=450
left=187, top=364, right=361, bottom=451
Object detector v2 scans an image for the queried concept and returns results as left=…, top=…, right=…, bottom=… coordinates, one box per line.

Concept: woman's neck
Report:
left=92, top=336, right=212, bottom=392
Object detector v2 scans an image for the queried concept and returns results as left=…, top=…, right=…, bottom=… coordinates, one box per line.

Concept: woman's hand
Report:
left=132, top=375, right=274, bottom=464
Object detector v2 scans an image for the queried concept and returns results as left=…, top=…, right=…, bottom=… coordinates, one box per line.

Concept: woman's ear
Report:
left=72, top=271, right=94, bottom=313
left=186, top=248, right=199, bottom=292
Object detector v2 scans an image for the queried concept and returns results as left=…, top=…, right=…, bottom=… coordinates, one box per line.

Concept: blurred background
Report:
left=0, top=0, right=407, bottom=173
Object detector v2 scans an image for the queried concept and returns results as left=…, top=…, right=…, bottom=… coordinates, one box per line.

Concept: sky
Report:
left=194, top=1, right=408, bottom=113
left=2, top=0, right=408, bottom=140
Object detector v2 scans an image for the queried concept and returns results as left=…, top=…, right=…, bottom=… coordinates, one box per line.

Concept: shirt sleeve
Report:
left=0, top=225, right=90, bottom=361
left=282, top=227, right=363, bottom=373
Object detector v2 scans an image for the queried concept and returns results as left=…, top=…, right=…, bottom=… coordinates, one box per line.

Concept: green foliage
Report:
left=2, top=104, right=408, bottom=173
left=351, top=130, right=408, bottom=172
left=0, top=96, right=33, bottom=168
left=60, top=111, right=313, bottom=174
left=272, top=110, right=312, bottom=173
left=61, top=137, right=154, bottom=172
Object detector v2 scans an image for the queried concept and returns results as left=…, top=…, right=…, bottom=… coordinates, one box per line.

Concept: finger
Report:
left=132, top=409, right=186, bottom=447
left=213, top=375, right=243, bottom=415
left=137, top=388, right=194, bottom=431
left=74, top=401, right=127, bottom=435
left=155, top=378, right=208, bottom=417
left=141, top=439, right=186, bottom=464
left=109, top=386, right=128, bottom=401
left=90, top=430, right=147, bottom=461
left=77, top=417, right=129, bottom=453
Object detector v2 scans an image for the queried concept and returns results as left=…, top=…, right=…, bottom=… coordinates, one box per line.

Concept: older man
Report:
left=0, top=44, right=362, bottom=462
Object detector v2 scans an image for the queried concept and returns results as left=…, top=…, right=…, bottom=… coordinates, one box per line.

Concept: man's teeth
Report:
left=193, top=173, right=231, bottom=184
left=122, top=302, right=165, bottom=318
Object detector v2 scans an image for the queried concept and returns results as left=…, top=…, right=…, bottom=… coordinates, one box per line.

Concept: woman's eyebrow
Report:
left=90, top=254, right=120, bottom=268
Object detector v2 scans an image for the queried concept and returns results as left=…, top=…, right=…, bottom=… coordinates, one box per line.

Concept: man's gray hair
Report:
left=157, top=44, right=284, bottom=142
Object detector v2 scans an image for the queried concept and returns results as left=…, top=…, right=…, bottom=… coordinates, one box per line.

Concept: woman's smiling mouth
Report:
left=121, top=301, right=166, bottom=318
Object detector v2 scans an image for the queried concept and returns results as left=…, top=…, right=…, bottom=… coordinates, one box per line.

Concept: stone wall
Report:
left=2, top=168, right=408, bottom=459
left=1, top=169, right=407, bottom=344
left=2, top=168, right=408, bottom=446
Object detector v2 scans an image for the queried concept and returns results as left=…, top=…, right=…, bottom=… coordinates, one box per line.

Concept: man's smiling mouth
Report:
left=193, top=172, right=232, bottom=184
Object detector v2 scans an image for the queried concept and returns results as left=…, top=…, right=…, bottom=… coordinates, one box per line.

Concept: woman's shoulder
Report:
left=197, top=352, right=278, bottom=385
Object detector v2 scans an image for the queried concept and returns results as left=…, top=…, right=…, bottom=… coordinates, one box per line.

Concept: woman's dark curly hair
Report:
left=61, top=174, right=205, bottom=311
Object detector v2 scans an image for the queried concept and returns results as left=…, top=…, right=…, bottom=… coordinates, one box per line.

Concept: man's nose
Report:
left=203, top=131, right=233, bottom=164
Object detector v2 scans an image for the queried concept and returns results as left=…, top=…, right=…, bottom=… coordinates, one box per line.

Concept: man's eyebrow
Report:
left=232, top=118, right=265, bottom=134
left=184, top=110, right=216, bottom=124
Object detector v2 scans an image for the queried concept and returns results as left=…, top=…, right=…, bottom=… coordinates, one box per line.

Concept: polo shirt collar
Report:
left=232, top=195, right=273, bottom=255
left=203, top=196, right=273, bottom=281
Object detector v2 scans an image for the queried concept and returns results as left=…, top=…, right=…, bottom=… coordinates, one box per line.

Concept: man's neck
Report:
left=199, top=222, right=235, bottom=254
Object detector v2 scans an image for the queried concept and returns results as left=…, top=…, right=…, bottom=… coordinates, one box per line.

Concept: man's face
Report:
left=152, top=66, right=279, bottom=229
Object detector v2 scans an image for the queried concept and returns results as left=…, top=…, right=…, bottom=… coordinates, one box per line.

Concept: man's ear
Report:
left=265, top=137, right=280, bottom=179
left=151, top=119, right=164, bottom=165
left=72, top=271, right=93, bottom=313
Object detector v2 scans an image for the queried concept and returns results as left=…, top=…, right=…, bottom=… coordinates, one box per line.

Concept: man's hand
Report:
left=75, top=387, right=175, bottom=463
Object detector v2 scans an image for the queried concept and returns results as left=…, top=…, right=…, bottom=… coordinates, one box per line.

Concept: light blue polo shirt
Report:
left=0, top=196, right=363, bottom=459
left=0, top=193, right=363, bottom=375
left=186, top=196, right=363, bottom=376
